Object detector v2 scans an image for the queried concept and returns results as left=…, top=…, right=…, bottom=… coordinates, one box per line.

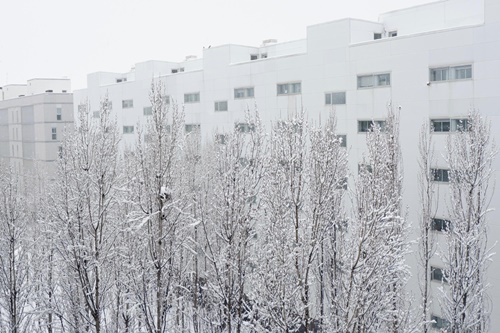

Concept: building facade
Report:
left=74, top=0, right=500, bottom=329
left=0, top=78, right=73, bottom=175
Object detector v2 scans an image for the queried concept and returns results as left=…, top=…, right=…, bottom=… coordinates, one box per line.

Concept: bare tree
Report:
left=199, top=110, right=266, bottom=333
left=127, top=81, right=184, bottom=333
left=0, top=165, right=33, bottom=333
left=50, top=96, right=123, bottom=333
left=417, top=121, right=438, bottom=333
left=340, top=108, right=412, bottom=332
left=440, top=110, right=496, bottom=332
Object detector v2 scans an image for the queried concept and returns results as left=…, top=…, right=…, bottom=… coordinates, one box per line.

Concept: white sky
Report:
left=0, top=0, right=434, bottom=90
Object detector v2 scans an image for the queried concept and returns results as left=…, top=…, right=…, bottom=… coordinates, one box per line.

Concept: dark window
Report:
left=374, top=33, right=382, bottom=40
left=431, top=315, right=450, bottom=330
left=336, top=134, right=347, bottom=147
left=358, top=120, right=386, bottom=133
left=431, top=169, right=450, bottom=182
left=431, top=267, right=447, bottom=283
left=235, top=123, right=255, bottom=133
left=185, top=124, right=201, bottom=133
left=431, top=218, right=451, bottom=232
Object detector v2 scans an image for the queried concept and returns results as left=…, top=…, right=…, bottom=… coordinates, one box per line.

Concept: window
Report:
left=454, top=65, right=472, bottom=80
left=358, top=164, right=373, bottom=174
left=56, top=106, right=62, bottom=120
left=78, top=104, right=86, bottom=113
left=429, top=65, right=472, bottom=81
left=162, top=95, right=170, bottom=105
left=122, top=99, right=133, bottom=108
left=51, top=127, right=57, bottom=140
left=388, top=31, right=398, bottom=37
left=261, top=53, right=267, bottom=59
left=185, top=124, right=201, bottom=133
left=325, top=92, right=346, bottom=105
left=236, top=123, right=255, bottom=133
left=58, top=146, right=63, bottom=159
left=214, top=101, right=228, bottom=112
left=336, top=134, right=347, bottom=147
left=374, top=33, right=382, bottom=40
left=358, top=120, right=386, bottom=133
left=431, top=218, right=451, bottom=232
left=234, top=87, right=254, bottom=99
left=93, top=111, right=100, bottom=118
left=277, top=82, right=301, bottom=95
left=215, top=134, right=227, bottom=145
left=143, top=106, right=153, bottom=116
left=116, top=77, right=127, bottom=83
left=337, top=177, right=348, bottom=190
left=431, top=119, right=450, bottom=132
left=250, top=54, right=258, bottom=60
left=123, top=126, right=134, bottom=134
left=431, top=118, right=469, bottom=132
left=357, top=73, right=391, bottom=88
left=430, top=267, right=448, bottom=283
left=431, top=168, right=450, bottom=182
left=184, top=93, right=200, bottom=103
left=171, top=69, right=178, bottom=74
left=431, top=315, right=450, bottom=330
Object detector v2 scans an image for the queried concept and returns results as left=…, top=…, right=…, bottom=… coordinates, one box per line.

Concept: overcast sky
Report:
left=0, top=0, right=434, bottom=90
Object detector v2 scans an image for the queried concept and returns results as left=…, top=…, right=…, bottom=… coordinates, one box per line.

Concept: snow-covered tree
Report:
left=0, top=165, right=33, bottom=333
left=199, top=110, right=266, bottom=333
left=340, top=108, right=412, bottom=332
left=127, top=81, right=185, bottom=333
left=417, top=122, right=438, bottom=333
left=254, top=112, right=348, bottom=333
left=50, top=96, right=123, bottom=333
left=440, top=110, right=496, bottom=332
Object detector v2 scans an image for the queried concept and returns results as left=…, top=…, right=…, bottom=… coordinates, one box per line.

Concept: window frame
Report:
left=123, top=126, right=134, bottom=134
left=214, top=100, right=228, bottom=112
left=234, top=87, right=255, bottom=99
left=325, top=91, right=346, bottom=105
left=56, top=106, right=62, bottom=120
left=143, top=106, right=153, bottom=116
left=431, top=168, right=450, bottom=182
left=235, top=122, right=255, bottom=133
left=184, top=92, right=200, bottom=103
left=122, top=99, right=134, bottom=109
left=431, top=315, right=450, bottom=330
left=358, top=120, right=386, bottom=133
left=277, top=82, right=302, bottom=95
left=431, top=118, right=469, bottom=132
left=336, top=134, right=347, bottom=147
left=357, top=73, right=391, bottom=89
left=430, top=266, right=448, bottom=283
left=185, top=124, right=201, bottom=133
left=429, top=64, right=472, bottom=82
left=51, top=127, right=57, bottom=140
left=431, top=218, right=451, bottom=232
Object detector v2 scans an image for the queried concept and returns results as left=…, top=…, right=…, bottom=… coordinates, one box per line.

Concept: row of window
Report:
left=89, top=64, right=474, bottom=116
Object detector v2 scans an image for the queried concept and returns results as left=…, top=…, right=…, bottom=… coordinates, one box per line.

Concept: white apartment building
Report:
left=0, top=78, right=73, bottom=175
left=74, top=0, right=500, bottom=329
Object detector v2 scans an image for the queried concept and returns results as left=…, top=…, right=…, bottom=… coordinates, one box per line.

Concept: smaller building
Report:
left=0, top=78, right=73, bottom=175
